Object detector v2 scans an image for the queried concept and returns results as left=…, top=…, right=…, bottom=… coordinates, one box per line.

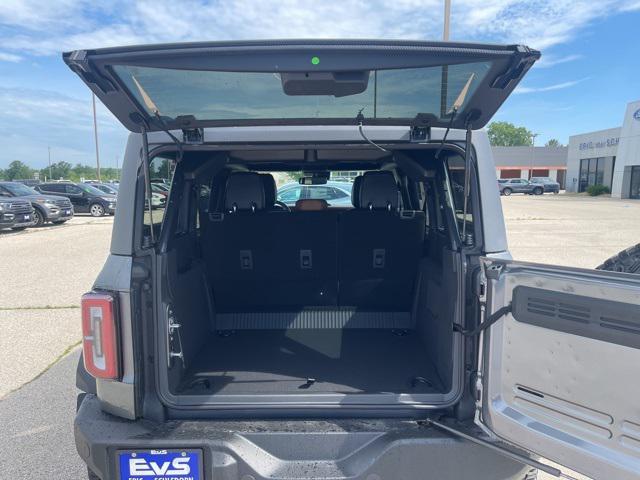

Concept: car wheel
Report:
left=11, top=226, right=27, bottom=231
left=533, top=187, right=543, bottom=195
left=90, top=203, right=105, bottom=217
left=597, top=243, right=640, bottom=274
left=31, top=208, right=44, bottom=227
left=502, top=188, right=512, bottom=196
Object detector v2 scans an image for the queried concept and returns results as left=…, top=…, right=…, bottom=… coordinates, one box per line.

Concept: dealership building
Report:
left=492, top=146, right=568, bottom=187
left=565, top=100, right=640, bottom=198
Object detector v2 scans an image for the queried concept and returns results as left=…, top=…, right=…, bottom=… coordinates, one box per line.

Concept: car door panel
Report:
left=479, top=258, right=640, bottom=480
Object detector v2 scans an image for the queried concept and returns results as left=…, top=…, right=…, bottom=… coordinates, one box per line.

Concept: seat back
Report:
left=206, top=172, right=275, bottom=312
left=338, top=171, right=425, bottom=310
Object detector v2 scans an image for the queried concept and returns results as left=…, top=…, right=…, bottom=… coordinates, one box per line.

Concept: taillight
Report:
left=81, top=292, right=120, bottom=380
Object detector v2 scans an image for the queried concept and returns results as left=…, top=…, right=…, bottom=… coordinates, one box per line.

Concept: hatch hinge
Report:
left=182, top=127, right=204, bottom=145
left=166, top=305, right=185, bottom=368
left=491, top=47, right=538, bottom=90
left=410, top=125, right=430, bottom=142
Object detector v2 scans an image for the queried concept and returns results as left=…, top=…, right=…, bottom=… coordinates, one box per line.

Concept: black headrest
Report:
left=351, top=175, right=363, bottom=208
left=357, top=171, right=399, bottom=211
left=224, top=172, right=265, bottom=212
left=260, top=174, right=276, bottom=208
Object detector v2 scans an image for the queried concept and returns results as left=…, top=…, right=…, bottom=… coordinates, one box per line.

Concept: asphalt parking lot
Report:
left=1, top=195, right=638, bottom=479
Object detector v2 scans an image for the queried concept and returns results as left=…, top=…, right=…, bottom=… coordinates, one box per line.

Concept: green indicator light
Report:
left=311, top=56, right=320, bottom=65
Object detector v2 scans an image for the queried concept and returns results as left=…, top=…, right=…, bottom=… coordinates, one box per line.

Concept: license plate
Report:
left=24, top=214, right=30, bottom=221
left=118, top=449, right=202, bottom=480
left=65, top=209, right=71, bottom=215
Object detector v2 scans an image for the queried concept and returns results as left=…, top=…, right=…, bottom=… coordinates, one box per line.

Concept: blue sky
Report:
left=1, top=0, right=639, bottom=169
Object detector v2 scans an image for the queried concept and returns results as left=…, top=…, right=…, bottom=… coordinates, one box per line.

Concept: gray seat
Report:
left=338, top=171, right=425, bottom=310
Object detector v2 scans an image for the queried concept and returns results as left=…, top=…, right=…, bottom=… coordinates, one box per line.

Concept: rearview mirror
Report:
left=281, top=71, right=370, bottom=97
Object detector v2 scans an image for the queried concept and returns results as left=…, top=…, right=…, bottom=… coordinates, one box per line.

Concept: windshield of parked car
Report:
left=79, top=184, right=109, bottom=196
left=2, top=182, right=38, bottom=196
left=96, top=184, right=117, bottom=194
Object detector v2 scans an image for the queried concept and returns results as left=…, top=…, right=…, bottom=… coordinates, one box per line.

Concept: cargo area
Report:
left=156, top=147, right=467, bottom=407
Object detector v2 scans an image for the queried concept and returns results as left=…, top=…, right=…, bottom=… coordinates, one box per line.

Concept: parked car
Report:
left=67, top=40, right=639, bottom=480
left=0, top=181, right=73, bottom=226
left=151, top=182, right=169, bottom=197
left=277, top=180, right=353, bottom=207
left=498, top=178, right=544, bottom=196
left=34, top=181, right=116, bottom=216
left=530, top=176, right=560, bottom=193
left=0, top=195, right=34, bottom=231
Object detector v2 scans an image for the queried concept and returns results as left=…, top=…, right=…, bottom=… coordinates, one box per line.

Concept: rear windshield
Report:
left=114, top=62, right=491, bottom=123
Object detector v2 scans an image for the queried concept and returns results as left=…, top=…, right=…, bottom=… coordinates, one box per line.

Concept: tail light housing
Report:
left=81, top=292, right=120, bottom=380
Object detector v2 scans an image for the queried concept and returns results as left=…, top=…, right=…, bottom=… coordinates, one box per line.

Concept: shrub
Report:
left=586, top=184, right=611, bottom=196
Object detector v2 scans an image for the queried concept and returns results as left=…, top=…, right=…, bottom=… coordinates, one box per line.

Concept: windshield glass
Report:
left=80, top=184, right=109, bottom=196
left=114, top=62, right=491, bottom=123
left=2, top=182, right=38, bottom=196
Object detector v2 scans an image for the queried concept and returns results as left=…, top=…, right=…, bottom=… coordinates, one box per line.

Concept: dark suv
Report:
left=35, top=182, right=116, bottom=216
left=0, top=181, right=73, bottom=226
left=0, top=195, right=33, bottom=231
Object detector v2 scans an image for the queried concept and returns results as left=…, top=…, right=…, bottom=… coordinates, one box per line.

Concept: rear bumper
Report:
left=76, top=394, right=531, bottom=480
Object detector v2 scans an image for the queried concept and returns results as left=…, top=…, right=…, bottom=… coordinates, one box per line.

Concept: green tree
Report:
left=545, top=138, right=562, bottom=147
left=5, top=160, right=34, bottom=180
left=47, top=161, right=72, bottom=180
left=0, top=168, right=5, bottom=180
left=487, top=122, right=534, bottom=146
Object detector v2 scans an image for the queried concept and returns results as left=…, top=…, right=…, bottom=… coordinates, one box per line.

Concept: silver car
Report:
left=277, top=180, right=353, bottom=207
left=66, top=40, right=639, bottom=480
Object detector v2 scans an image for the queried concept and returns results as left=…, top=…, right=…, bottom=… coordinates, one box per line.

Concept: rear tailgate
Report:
left=64, top=40, right=539, bottom=132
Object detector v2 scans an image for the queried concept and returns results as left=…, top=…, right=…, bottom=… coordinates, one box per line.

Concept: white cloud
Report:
left=0, top=0, right=636, bottom=56
left=0, top=51, right=21, bottom=62
left=535, top=54, right=583, bottom=69
left=514, top=77, right=589, bottom=94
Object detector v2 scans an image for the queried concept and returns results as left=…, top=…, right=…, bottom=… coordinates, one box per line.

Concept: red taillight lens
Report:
left=81, top=292, right=120, bottom=380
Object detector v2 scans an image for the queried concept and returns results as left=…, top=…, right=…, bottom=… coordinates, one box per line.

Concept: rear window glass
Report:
left=114, top=62, right=491, bottom=123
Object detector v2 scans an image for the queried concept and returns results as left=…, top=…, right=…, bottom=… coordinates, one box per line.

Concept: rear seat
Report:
left=206, top=172, right=276, bottom=312
left=206, top=171, right=424, bottom=315
left=338, top=171, right=425, bottom=310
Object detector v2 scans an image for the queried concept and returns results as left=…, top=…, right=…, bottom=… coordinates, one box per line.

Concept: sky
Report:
left=1, top=0, right=639, bottom=169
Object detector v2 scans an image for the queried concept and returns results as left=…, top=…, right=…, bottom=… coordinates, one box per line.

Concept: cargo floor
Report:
left=177, top=329, right=444, bottom=395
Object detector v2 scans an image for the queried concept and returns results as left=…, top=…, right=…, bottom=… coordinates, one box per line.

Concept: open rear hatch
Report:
left=63, top=39, right=539, bottom=132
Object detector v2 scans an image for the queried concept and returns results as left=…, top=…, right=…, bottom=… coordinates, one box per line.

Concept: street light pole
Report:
left=443, top=0, right=451, bottom=41
left=92, top=93, right=101, bottom=182
left=529, top=133, right=539, bottom=179
left=440, top=0, right=452, bottom=118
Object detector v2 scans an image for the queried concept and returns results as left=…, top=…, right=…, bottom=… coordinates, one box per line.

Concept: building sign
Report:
left=579, top=137, right=619, bottom=151
left=633, top=108, right=640, bottom=121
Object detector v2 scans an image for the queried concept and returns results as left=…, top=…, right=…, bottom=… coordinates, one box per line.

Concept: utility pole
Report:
left=529, top=133, right=539, bottom=179
left=443, top=0, right=451, bottom=40
left=440, top=0, right=452, bottom=118
left=48, top=146, right=52, bottom=180
left=92, top=93, right=101, bottom=182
